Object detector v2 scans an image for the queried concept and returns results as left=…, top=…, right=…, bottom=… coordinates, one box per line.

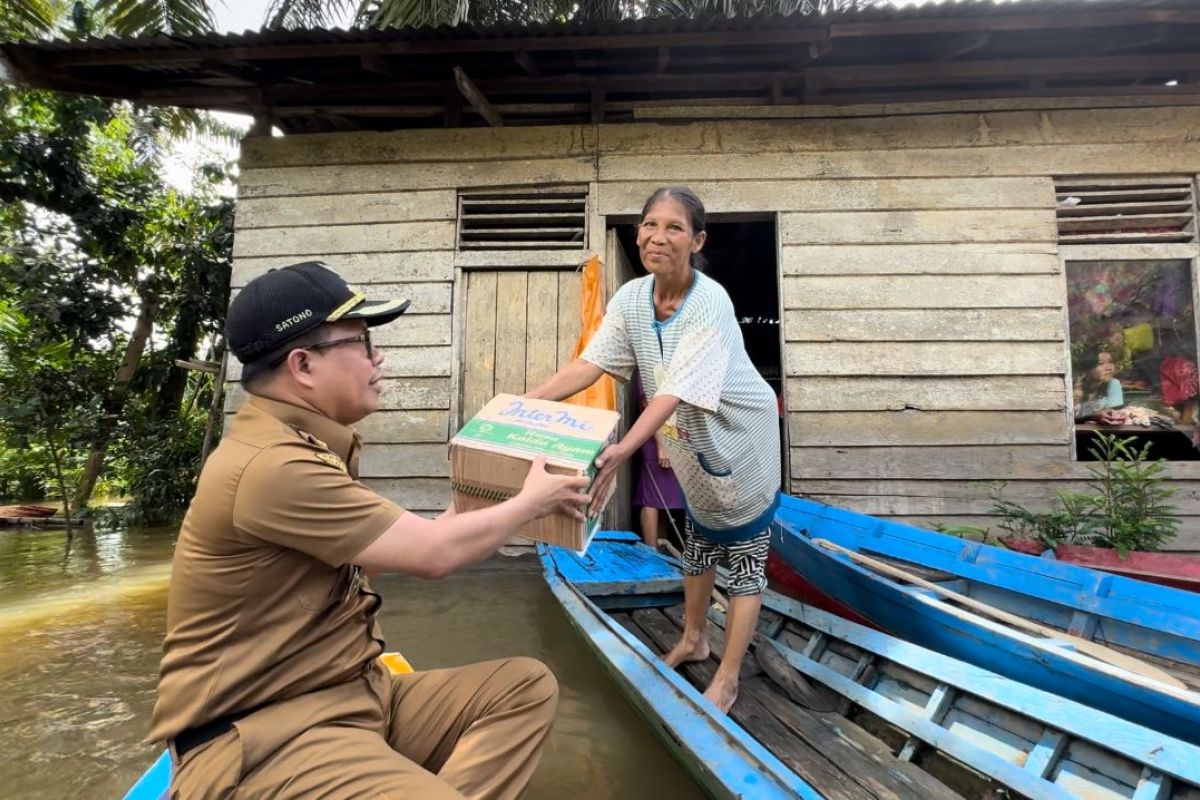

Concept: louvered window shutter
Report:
left=1055, top=178, right=1196, bottom=244
left=458, top=189, right=587, bottom=250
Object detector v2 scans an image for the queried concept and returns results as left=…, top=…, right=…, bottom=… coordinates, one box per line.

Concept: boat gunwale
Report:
left=775, top=515, right=1200, bottom=707
left=537, top=541, right=822, bottom=800
left=779, top=495, right=1200, bottom=638
left=757, top=588, right=1200, bottom=788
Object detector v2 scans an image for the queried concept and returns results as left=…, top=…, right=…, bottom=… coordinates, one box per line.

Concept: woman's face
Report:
left=1094, top=351, right=1116, bottom=381
left=636, top=196, right=706, bottom=276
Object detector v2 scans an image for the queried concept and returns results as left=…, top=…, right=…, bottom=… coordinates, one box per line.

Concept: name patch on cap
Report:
left=276, top=309, right=314, bottom=331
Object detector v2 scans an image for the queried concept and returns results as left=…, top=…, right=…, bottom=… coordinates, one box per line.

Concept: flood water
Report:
left=0, top=527, right=706, bottom=799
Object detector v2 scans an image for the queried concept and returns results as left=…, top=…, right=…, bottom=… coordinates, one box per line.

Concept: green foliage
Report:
left=1083, top=433, right=1179, bottom=556
left=0, top=86, right=232, bottom=523
left=959, top=433, right=1179, bottom=558
left=264, top=0, right=882, bottom=34
left=112, top=411, right=210, bottom=526
left=5, top=0, right=215, bottom=38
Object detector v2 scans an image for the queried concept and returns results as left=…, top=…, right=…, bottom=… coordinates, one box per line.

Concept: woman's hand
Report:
left=1094, top=409, right=1131, bottom=426
left=589, top=442, right=633, bottom=518
left=654, top=433, right=671, bottom=469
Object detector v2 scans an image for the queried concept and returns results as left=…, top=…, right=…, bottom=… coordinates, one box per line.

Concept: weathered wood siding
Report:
left=231, top=102, right=1200, bottom=549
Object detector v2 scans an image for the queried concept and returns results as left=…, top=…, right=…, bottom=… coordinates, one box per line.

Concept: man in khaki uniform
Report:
left=150, top=261, right=590, bottom=799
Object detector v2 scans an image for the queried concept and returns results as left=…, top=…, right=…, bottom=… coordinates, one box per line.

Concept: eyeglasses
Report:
left=269, top=330, right=373, bottom=366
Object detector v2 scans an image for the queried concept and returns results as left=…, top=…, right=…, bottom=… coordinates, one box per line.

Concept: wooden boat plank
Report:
left=1132, top=769, right=1169, bottom=800
left=1024, top=729, right=1067, bottom=779
left=546, top=536, right=682, bottom=597
left=550, top=575, right=819, bottom=799
left=741, top=678, right=941, bottom=800
left=758, top=590, right=1200, bottom=785
left=651, top=601, right=966, bottom=800
left=753, top=634, right=841, bottom=713
left=629, top=607, right=876, bottom=800
left=763, top=635, right=1077, bottom=800
left=1058, top=738, right=1143, bottom=794
left=773, top=514, right=1200, bottom=744
left=661, top=603, right=762, bottom=680
left=755, top=641, right=969, bottom=800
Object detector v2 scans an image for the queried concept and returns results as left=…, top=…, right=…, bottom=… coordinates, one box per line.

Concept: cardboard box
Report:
left=449, top=394, right=621, bottom=552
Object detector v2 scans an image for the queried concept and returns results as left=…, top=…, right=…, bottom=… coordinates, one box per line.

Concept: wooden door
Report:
left=460, top=268, right=582, bottom=423
left=607, top=230, right=638, bottom=533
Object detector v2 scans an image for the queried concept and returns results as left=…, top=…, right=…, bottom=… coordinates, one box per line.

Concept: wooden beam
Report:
left=809, top=52, right=1200, bottom=86
left=361, top=54, right=402, bottom=79
left=1098, top=24, right=1169, bottom=55
left=444, top=86, right=462, bottom=127
left=933, top=33, right=990, bottom=62
left=655, top=46, right=670, bottom=75
left=175, top=358, right=221, bottom=374
left=248, top=110, right=273, bottom=136
left=453, top=66, right=503, bottom=127
left=514, top=50, right=540, bottom=77
left=35, top=28, right=832, bottom=68
left=828, top=9, right=1200, bottom=38
left=198, top=58, right=261, bottom=84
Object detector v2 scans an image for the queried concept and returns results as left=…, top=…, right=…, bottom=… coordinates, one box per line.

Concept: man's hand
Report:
left=588, top=442, right=632, bottom=517
left=517, top=457, right=592, bottom=521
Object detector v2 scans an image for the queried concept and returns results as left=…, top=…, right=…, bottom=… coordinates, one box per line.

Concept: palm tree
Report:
left=265, top=0, right=879, bottom=30
left=3, top=0, right=881, bottom=42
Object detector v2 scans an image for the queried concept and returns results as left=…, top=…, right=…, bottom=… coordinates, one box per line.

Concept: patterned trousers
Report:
left=680, top=518, right=770, bottom=596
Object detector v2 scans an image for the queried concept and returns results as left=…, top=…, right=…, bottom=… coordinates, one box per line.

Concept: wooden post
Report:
left=453, top=66, right=503, bottom=128
left=200, top=349, right=229, bottom=466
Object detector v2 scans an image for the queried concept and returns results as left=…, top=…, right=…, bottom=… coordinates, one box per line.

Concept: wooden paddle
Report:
left=812, top=538, right=1189, bottom=690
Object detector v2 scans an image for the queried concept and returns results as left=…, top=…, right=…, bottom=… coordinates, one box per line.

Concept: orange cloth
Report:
left=565, top=255, right=617, bottom=410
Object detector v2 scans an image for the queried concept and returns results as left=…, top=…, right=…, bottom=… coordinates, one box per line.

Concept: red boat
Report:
left=1001, top=538, right=1200, bottom=593
left=765, top=550, right=877, bottom=628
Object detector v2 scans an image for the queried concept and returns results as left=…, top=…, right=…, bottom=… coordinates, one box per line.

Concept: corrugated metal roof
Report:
left=6, top=0, right=1197, bottom=53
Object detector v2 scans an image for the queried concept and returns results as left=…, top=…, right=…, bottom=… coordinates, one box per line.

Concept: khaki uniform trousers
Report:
left=169, top=657, right=558, bottom=800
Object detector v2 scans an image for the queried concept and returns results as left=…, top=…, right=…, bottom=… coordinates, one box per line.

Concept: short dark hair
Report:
left=640, top=186, right=709, bottom=272
left=240, top=324, right=334, bottom=392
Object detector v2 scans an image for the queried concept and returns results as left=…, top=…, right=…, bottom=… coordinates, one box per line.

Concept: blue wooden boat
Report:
left=773, top=495, right=1200, bottom=747
left=541, top=531, right=1200, bottom=799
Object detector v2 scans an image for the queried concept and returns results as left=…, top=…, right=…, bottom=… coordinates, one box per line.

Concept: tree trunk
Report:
left=71, top=292, right=158, bottom=512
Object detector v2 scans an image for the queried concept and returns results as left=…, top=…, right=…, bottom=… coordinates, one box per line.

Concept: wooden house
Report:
left=5, top=0, right=1200, bottom=550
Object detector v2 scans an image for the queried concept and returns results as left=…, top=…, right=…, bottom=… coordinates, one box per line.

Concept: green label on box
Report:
left=457, top=418, right=604, bottom=465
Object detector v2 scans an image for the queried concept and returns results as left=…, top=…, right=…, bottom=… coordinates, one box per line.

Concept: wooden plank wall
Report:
left=229, top=103, right=1200, bottom=549
left=592, top=105, right=1200, bottom=552
left=459, top=269, right=582, bottom=422
left=230, top=128, right=595, bottom=514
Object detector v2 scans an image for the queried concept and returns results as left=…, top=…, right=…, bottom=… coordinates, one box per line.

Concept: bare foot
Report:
left=663, top=635, right=709, bottom=668
left=703, top=675, right=739, bottom=714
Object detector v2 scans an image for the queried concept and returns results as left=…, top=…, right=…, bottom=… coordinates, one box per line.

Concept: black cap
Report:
left=226, top=261, right=410, bottom=364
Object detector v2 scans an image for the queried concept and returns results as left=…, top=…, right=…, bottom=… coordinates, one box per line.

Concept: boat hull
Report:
left=773, top=497, right=1200, bottom=746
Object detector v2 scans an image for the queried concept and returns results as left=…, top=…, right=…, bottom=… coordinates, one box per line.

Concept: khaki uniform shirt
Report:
left=148, top=396, right=404, bottom=743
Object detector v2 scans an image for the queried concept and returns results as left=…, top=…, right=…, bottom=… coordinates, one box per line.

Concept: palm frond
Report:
left=264, top=0, right=359, bottom=29
left=94, top=0, right=217, bottom=36
left=2, top=0, right=67, bottom=40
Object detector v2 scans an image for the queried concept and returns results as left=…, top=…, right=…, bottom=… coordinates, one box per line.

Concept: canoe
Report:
left=1001, top=537, right=1200, bottom=593
left=122, top=651, right=415, bottom=800
left=773, top=495, right=1200, bottom=746
left=540, top=530, right=1200, bottom=800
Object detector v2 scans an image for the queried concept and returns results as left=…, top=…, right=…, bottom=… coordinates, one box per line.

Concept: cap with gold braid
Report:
left=226, top=261, right=410, bottom=364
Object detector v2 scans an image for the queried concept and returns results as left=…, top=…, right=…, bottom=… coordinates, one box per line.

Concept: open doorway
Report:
left=607, top=217, right=785, bottom=547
